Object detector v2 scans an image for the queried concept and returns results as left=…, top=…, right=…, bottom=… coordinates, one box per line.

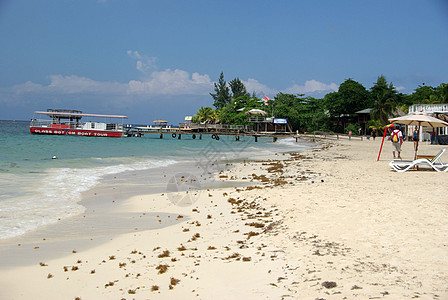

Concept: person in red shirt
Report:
left=390, top=128, right=403, bottom=159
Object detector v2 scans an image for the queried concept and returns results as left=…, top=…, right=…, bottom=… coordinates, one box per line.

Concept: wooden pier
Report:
left=130, top=125, right=363, bottom=143
left=130, top=123, right=296, bottom=142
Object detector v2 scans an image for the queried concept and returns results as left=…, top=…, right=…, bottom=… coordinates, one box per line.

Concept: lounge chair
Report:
left=389, top=148, right=448, bottom=172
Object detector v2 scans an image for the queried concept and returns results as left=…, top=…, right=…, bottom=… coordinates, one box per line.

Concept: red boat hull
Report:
left=30, top=127, right=124, bottom=137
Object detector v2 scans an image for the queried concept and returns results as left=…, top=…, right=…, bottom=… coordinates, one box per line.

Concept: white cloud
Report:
left=127, top=50, right=157, bottom=74
left=243, top=78, right=276, bottom=96
left=283, top=80, right=339, bottom=94
left=13, top=75, right=126, bottom=95
left=127, top=69, right=213, bottom=95
left=396, top=86, right=405, bottom=91
left=11, top=70, right=213, bottom=97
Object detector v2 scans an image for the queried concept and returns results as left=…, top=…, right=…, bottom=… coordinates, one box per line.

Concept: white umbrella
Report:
left=389, top=112, right=448, bottom=159
left=245, top=109, right=267, bottom=116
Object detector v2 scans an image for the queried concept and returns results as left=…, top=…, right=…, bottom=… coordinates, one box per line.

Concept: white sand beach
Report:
left=0, top=137, right=447, bottom=300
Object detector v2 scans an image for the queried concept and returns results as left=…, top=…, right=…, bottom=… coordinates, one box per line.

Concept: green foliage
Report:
left=405, top=83, right=447, bottom=105
left=219, top=95, right=266, bottom=125
left=270, top=93, right=329, bottom=132
left=338, top=78, right=371, bottom=114
left=192, top=106, right=214, bottom=123
left=195, top=72, right=447, bottom=134
left=229, top=78, right=249, bottom=99
left=370, top=89, right=395, bottom=125
left=369, top=75, right=399, bottom=125
left=345, top=123, right=361, bottom=135
left=210, top=72, right=231, bottom=109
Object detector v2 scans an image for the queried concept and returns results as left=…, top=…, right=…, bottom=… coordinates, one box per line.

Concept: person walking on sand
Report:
left=390, top=127, right=403, bottom=159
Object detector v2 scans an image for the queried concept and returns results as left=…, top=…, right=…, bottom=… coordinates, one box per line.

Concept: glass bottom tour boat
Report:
left=30, top=109, right=128, bottom=137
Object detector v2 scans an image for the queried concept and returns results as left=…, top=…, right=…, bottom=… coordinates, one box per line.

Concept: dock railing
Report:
left=182, top=123, right=246, bottom=132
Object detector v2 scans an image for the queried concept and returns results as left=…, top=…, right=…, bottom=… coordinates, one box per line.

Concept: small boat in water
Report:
left=30, top=109, right=128, bottom=137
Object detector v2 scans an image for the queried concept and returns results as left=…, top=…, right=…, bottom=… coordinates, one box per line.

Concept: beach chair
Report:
left=389, top=148, right=448, bottom=172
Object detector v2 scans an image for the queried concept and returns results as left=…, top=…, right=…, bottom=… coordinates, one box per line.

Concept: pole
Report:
left=377, top=126, right=389, bottom=161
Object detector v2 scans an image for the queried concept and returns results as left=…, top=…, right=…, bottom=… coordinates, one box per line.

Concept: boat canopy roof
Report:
left=34, top=111, right=128, bottom=119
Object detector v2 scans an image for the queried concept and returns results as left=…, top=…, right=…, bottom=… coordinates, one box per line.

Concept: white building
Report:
left=408, top=104, right=448, bottom=140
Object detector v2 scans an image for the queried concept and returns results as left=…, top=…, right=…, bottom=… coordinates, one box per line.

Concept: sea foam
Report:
left=0, top=158, right=177, bottom=240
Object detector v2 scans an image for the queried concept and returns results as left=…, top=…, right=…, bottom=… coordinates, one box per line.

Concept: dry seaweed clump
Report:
left=158, top=250, right=170, bottom=258
left=245, top=222, right=265, bottom=228
left=156, top=264, right=169, bottom=274
left=322, top=281, right=337, bottom=289
left=244, top=231, right=260, bottom=239
left=170, top=277, right=180, bottom=286
left=151, top=285, right=159, bottom=292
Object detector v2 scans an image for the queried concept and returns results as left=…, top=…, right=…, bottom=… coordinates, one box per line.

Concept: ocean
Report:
left=0, top=120, right=313, bottom=240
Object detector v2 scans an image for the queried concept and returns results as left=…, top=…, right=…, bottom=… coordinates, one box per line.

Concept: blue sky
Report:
left=0, top=0, right=447, bottom=123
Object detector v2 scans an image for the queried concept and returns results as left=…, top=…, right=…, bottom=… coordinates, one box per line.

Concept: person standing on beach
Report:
left=372, top=128, right=376, bottom=140
left=390, top=127, right=403, bottom=159
left=412, top=127, right=419, bottom=151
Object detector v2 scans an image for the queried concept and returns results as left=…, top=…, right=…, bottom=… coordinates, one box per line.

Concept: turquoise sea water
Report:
left=0, top=120, right=313, bottom=240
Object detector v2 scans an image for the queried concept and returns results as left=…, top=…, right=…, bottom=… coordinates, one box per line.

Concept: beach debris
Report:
left=90, top=269, right=95, bottom=274
left=151, top=285, right=159, bottom=292
left=158, top=250, right=170, bottom=258
left=47, top=273, right=53, bottom=279
left=119, top=262, right=126, bottom=268
left=225, top=253, right=240, bottom=260
left=52, top=155, right=57, bottom=159
left=156, top=264, right=169, bottom=274
left=178, top=244, right=187, bottom=251
left=109, top=255, right=116, bottom=260
left=128, top=289, right=136, bottom=294
left=322, top=281, right=337, bottom=289
left=245, top=222, right=264, bottom=228
left=39, top=262, right=47, bottom=266
left=105, top=280, right=118, bottom=288
left=207, top=246, right=216, bottom=250
left=351, top=285, right=362, bottom=290
left=244, top=231, right=260, bottom=239
left=71, top=266, right=78, bottom=271
left=170, top=277, right=180, bottom=286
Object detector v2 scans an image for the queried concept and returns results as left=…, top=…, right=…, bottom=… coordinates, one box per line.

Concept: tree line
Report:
left=192, top=72, right=448, bottom=134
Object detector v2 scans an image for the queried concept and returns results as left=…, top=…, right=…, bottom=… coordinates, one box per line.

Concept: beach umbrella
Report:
left=245, top=109, right=267, bottom=116
left=389, top=112, right=448, bottom=159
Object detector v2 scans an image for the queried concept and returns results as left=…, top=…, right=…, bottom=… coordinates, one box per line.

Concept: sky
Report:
left=0, top=0, right=447, bottom=124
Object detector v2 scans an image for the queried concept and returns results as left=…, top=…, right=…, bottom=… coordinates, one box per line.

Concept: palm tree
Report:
left=195, top=106, right=214, bottom=123
left=370, top=90, right=395, bottom=125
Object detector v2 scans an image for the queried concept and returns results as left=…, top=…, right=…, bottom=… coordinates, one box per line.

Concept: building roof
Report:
left=355, top=108, right=373, bottom=114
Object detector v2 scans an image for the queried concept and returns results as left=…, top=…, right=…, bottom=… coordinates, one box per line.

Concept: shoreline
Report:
left=0, top=138, right=447, bottom=299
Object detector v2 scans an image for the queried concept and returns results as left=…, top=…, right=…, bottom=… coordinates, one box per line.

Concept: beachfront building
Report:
left=408, top=104, right=448, bottom=142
